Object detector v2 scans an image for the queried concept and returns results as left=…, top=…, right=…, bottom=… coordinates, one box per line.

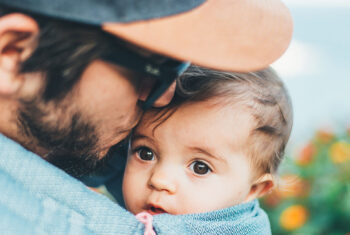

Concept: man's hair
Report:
left=167, top=65, right=293, bottom=177
left=0, top=6, right=122, bottom=101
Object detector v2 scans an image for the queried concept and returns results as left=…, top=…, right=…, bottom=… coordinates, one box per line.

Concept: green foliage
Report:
left=260, top=129, right=350, bottom=235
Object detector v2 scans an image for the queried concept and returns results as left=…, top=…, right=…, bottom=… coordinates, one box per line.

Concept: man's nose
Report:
left=148, top=164, right=177, bottom=194
left=138, top=80, right=176, bottom=108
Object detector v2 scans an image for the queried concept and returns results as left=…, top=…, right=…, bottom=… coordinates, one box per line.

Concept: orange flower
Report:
left=315, top=129, right=334, bottom=144
left=277, top=175, right=309, bottom=198
left=329, top=141, right=350, bottom=164
left=280, top=205, right=308, bottom=230
left=296, top=143, right=316, bottom=166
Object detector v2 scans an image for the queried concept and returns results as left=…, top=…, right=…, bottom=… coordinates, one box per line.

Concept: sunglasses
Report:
left=100, top=40, right=190, bottom=110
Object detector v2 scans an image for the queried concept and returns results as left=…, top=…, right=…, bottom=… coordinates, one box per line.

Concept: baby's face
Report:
left=123, top=100, right=256, bottom=215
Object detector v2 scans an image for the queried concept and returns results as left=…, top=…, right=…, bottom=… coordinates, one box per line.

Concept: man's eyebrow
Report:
left=114, top=123, right=135, bottom=136
left=115, top=128, right=131, bottom=135
left=189, top=147, right=227, bottom=163
left=115, top=109, right=143, bottom=135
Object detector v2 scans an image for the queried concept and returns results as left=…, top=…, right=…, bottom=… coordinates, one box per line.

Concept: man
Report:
left=0, top=0, right=293, bottom=234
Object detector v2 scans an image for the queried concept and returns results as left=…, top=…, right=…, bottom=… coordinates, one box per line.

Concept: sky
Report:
left=283, top=0, right=350, bottom=7
left=271, top=0, right=350, bottom=148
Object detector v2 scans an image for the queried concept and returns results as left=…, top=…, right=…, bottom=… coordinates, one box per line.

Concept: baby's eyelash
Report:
left=130, top=143, right=152, bottom=153
left=132, top=146, right=156, bottom=161
left=189, top=160, right=213, bottom=175
left=130, top=145, right=143, bottom=153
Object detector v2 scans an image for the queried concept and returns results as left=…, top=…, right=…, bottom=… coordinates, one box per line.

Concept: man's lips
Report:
left=145, top=204, right=167, bottom=215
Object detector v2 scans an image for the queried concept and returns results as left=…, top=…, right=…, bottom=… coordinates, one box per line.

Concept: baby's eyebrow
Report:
left=131, top=133, right=146, bottom=140
left=189, top=147, right=227, bottom=163
left=131, top=133, right=155, bottom=145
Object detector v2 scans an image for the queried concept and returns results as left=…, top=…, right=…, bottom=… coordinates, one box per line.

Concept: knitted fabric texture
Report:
left=0, top=134, right=271, bottom=234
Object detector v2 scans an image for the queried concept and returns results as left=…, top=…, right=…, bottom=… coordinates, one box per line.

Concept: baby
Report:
left=122, top=66, right=293, bottom=233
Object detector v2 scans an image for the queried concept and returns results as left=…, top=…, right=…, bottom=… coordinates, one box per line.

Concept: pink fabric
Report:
left=136, top=212, right=156, bottom=235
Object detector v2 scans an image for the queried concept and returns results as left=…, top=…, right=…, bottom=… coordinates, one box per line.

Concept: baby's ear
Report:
left=244, top=174, right=274, bottom=203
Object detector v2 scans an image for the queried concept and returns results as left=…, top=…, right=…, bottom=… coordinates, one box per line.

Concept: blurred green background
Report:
left=261, top=1, right=350, bottom=234
left=260, top=129, right=350, bottom=234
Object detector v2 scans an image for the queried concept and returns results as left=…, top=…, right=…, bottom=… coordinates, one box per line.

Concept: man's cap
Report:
left=0, top=0, right=293, bottom=72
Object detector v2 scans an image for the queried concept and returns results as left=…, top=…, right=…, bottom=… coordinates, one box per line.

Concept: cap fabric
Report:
left=0, top=0, right=205, bottom=25
left=0, top=0, right=293, bottom=72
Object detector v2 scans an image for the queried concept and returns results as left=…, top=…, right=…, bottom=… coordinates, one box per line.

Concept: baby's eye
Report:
left=136, top=146, right=155, bottom=161
left=189, top=161, right=211, bottom=175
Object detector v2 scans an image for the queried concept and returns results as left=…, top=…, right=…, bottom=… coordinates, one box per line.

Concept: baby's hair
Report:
left=147, top=65, right=293, bottom=177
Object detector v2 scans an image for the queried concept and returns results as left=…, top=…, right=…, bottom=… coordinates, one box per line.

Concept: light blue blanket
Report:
left=0, top=134, right=271, bottom=234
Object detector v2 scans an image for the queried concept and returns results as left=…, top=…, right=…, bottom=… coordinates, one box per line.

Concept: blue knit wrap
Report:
left=0, top=134, right=271, bottom=234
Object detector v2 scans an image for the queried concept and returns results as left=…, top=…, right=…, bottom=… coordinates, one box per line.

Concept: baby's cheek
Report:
left=178, top=187, right=218, bottom=214
left=188, top=183, right=245, bottom=213
left=123, top=162, right=150, bottom=214
left=123, top=178, right=140, bottom=214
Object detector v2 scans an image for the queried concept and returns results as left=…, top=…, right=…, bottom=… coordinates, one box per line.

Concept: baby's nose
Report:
left=148, top=165, right=177, bottom=194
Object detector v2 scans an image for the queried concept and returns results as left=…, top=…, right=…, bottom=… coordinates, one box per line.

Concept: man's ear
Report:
left=0, top=13, right=39, bottom=97
left=244, top=174, right=274, bottom=203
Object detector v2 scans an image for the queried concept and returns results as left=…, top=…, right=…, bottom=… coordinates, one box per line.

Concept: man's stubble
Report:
left=17, top=97, right=110, bottom=178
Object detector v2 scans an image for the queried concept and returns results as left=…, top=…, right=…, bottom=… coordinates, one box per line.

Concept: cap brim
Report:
left=103, top=0, right=293, bottom=72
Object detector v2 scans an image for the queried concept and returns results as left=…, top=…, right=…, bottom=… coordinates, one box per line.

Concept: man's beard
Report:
left=17, top=99, right=109, bottom=178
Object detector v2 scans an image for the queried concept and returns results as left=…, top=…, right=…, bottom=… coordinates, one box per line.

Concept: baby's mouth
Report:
left=145, top=204, right=167, bottom=215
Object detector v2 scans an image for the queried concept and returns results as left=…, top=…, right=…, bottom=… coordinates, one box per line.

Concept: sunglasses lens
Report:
left=100, top=40, right=190, bottom=110
left=142, top=80, right=173, bottom=110
left=141, top=62, right=190, bottom=110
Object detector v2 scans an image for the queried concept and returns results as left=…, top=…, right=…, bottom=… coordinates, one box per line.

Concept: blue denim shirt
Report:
left=0, top=134, right=271, bottom=234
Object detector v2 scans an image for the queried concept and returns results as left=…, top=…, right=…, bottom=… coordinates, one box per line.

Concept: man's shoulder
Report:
left=0, top=139, right=93, bottom=234
left=0, top=168, right=88, bottom=234
left=0, top=134, right=140, bottom=234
